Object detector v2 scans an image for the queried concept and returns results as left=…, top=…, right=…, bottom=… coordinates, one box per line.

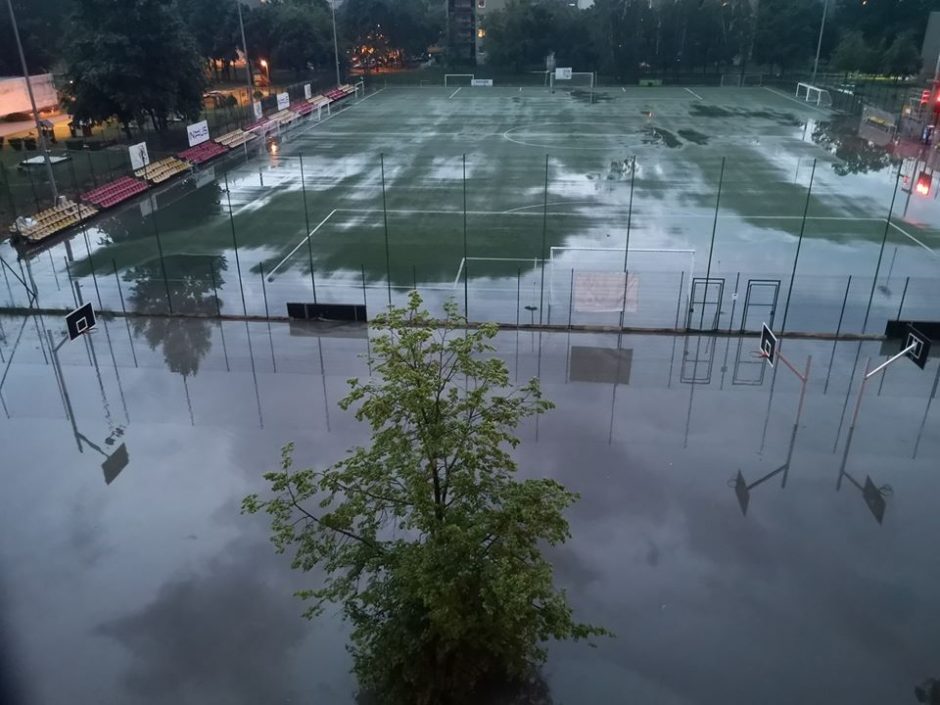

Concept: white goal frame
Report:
left=444, top=74, right=474, bottom=87
left=795, top=82, right=832, bottom=107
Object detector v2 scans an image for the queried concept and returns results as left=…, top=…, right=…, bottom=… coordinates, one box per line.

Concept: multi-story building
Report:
left=448, top=0, right=477, bottom=62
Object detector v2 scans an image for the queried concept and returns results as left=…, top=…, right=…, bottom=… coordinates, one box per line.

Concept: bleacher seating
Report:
left=10, top=199, right=98, bottom=244
left=178, top=140, right=228, bottom=165
left=290, top=100, right=314, bottom=117
left=269, top=109, right=296, bottom=126
left=134, top=156, right=190, bottom=184
left=214, top=128, right=257, bottom=148
left=308, top=95, right=330, bottom=111
left=81, top=176, right=150, bottom=209
left=244, top=117, right=275, bottom=135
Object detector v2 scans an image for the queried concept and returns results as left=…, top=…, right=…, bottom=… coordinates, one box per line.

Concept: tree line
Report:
left=483, top=0, right=939, bottom=80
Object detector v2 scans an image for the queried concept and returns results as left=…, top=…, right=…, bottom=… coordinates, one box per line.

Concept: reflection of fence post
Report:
left=780, top=158, right=817, bottom=334
left=862, top=163, right=903, bottom=334
left=298, top=154, right=317, bottom=303
left=539, top=154, right=549, bottom=325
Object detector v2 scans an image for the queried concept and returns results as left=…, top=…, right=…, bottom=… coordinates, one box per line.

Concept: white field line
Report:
left=267, top=209, right=337, bottom=280
left=763, top=86, right=827, bottom=113
left=449, top=87, right=462, bottom=99
left=685, top=87, right=703, bottom=101
left=889, top=221, right=938, bottom=256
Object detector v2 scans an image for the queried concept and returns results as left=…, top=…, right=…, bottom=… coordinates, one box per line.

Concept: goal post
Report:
left=444, top=74, right=474, bottom=87
left=795, top=82, right=832, bottom=107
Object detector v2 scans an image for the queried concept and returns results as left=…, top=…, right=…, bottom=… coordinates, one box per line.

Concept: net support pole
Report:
left=780, top=158, right=817, bottom=334
left=862, top=163, right=903, bottom=333
left=299, top=154, right=317, bottom=303
left=538, top=154, right=549, bottom=325
left=699, top=157, right=725, bottom=331
left=380, top=153, right=392, bottom=307
left=224, top=171, right=248, bottom=317
left=462, top=153, right=469, bottom=319
left=620, top=155, right=637, bottom=329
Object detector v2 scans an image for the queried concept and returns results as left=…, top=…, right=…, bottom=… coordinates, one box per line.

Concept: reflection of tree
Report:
left=812, top=119, right=893, bottom=176
left=126, top=254, right=225, bottom=377
left=357, top=669, right=554, bottom=705
left=916, top=677, right=940, bottom=704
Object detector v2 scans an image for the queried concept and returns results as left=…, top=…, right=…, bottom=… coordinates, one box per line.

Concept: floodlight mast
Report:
left=5, top=0, right=58, bottom=201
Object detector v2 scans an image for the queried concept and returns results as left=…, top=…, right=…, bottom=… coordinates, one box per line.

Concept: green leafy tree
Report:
left=883, top=31, right=923, bottom=76
left=0, top=0, right=68, bottom=75
left=270, top=1, right=333, bottom=76
left=243, top=293, right=606, bottom=705
left=830, top=30, right=878, bottom=74
left=752, top=0, right=818, bottom=72
left=63, top=0, right=206, bottom=138
left=178, top=0, right=240, bottom=81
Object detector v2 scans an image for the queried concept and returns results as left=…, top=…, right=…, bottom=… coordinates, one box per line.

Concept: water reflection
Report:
left=811, top=118, right=894, bottom=176
left=127, top=254, right=225, bottom=377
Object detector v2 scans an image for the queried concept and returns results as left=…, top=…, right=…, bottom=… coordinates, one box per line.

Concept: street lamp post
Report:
left=812, top=0, right=829, bottom=84
left=235, top=0, right=254, bottom=106
left=260, top=59, right=270, bottom=84
left=330, top=0, right=341, bottom=86
left=5, top=0, right=58, bottom=201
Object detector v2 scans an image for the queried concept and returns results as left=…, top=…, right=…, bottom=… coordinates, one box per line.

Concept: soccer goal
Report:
left=444, top=74, right=474, bottom=87
left=795, top=82, right=833, bottom=107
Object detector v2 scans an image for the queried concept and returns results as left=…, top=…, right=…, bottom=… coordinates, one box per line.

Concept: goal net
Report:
left=795, top=82, right=832, bottom=107
left=444, top=74, right=474, bottom=87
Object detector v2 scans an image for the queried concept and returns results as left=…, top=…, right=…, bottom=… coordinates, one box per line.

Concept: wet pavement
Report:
left=1, top=315, right=938, bottom=704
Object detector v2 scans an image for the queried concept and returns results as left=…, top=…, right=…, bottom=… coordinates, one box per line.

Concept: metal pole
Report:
left=299, top=154, right=317, bottom=303
left=862, top=164, right=903, bottom=333
left=5, top=0, right=58, bottom=201
left=380, top=153, right=392, bottom=307
left=235, top=0, right=254, bottom=102
left=812, top=0, right=829, bottom=84
left=699, top=157, right=725, bottom=330
left=330, top=0, right=342, bottom=87
left=781, top=158, right=817, bottom=333
left=462, top=153, right=469, bottom=318
left=538, top=154, right=549, bottom=325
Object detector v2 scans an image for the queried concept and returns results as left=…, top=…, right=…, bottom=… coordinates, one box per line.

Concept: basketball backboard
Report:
left=905, top=325, right=931, bottom=370
left=760, top=323, right=777, bottom=367
left=66, top=303, right=96, bottom=341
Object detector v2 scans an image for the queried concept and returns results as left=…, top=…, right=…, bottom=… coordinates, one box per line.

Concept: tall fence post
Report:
left=780, top=158, right=817, bottom=334
left=862, top=163, right=903, bottom=333
left=380, top=153, right=392, bottom=307
left=260, top=262, right=270, bottom=320
left=538, top=154, right=549, bottom=325
left=299, top=154, right=317, bottom=303
left=223, top=172, right=248, bottom=317
left=462, top=153, right=469, bottom=319
left=699, top=157, right=726, bottom=330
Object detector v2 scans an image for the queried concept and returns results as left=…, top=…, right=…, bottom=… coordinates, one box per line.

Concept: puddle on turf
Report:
left=678, top=129, right=709, bottom=145
left=811, top=117, right=894, bottom=176
left=689, top=103, right=801, bottom=127
left=569, top=89, right=614, bottom=103
left=652, top=128, right=681, bottom=148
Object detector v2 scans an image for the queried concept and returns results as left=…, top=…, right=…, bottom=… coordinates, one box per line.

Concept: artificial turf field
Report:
left=9, top=84, right=940, bottom=331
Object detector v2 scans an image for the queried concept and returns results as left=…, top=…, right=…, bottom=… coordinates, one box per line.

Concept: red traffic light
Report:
left=916, top=171, right=932, bottom=196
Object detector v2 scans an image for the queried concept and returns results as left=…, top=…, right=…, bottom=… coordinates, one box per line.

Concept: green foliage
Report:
left=883, top=32, right=923, bottom=77
left=752, top=0, right=818, bottom=71
left=341, top=0, right=443, bottom=58
left=830, top=30, right=878, bottom=74
left=0, top=0, right=67, bottom=74
left=62, top=0, right=206, bottom=131
left=243, top=293, right=606, bottom=705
